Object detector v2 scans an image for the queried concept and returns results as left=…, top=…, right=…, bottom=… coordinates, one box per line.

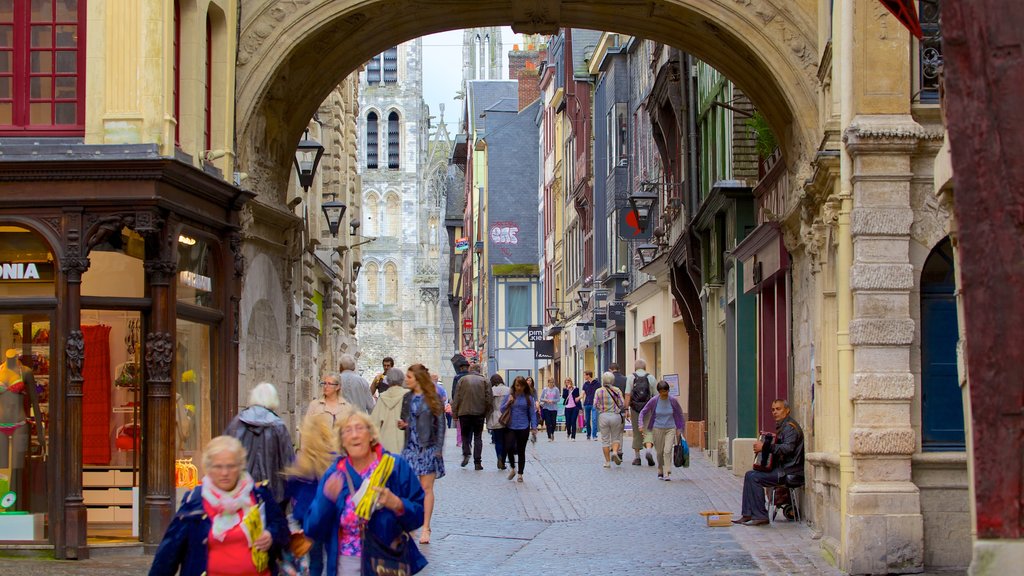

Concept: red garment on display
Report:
left=82, top=324, right=112, bottom=465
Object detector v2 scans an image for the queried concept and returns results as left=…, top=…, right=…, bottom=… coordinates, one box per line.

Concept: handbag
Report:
left=498, top=401, right=513, bottom=427
left=576, top=410, right=585, bottom=429
left=341, top=465, right=416, bottom=576
left=673, top=437, right=690, bottom=468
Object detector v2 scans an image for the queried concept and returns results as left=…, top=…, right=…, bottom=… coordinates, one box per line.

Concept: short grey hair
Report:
left=773, top=398, right=790, bottom=409
left=634, top=359, right=647, bottom=370
left=249, top=382, right=280, bottom=411
left=601, top=371, right=616, bottom=386
left=202, top=435, right=247, bottom=471
left=339, top=353, right=357, bottom=372
left=384, top=367, right=405, bottom=388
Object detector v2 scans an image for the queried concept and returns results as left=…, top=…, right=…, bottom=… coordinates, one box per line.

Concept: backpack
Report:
left=629, top=373, right=653, bottom=413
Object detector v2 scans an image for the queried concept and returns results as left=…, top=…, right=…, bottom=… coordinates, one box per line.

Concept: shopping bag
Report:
left=577, top=410, right=585, bottom=429
left=673, top=437, right=690, bottom=468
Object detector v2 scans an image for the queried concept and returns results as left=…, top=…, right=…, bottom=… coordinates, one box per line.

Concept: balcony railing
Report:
left=919, top=0, right=942, bottom=103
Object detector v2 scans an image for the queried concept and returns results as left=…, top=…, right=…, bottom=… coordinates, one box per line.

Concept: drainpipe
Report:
left=837, top=0, right=855, bottom=554
left=684, top=53, right=700, bottom=214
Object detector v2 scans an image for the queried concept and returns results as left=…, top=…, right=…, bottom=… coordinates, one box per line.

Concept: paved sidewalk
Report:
left=0, top=431, right=843, bottom=575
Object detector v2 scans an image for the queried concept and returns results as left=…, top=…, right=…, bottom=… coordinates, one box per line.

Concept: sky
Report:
left=421, top=27, right=520, bottom=134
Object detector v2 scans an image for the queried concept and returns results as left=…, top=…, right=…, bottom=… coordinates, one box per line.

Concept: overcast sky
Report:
left=422, top=28, right=520, bottom=133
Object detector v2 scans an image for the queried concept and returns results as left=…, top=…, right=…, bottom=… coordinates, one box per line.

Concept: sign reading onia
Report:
left=0, top=262, right=53, bottom=282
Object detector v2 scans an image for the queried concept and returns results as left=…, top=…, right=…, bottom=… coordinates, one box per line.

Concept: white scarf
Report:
left=201, top=471, right=256, bottom=543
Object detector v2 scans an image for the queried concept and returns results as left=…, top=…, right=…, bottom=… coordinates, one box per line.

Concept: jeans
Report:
left=584, top=405, right=597, bottom=438
left=445, top=411, right=452, bottom=428
left=741, top=469, right=783, bottom=520
left=491, top=429, right=507, bottom=465
left=564, top=406, right=580, bottom=438
left=505, top=428, right=530, bottom=474
left=541, top=408, right=558, bottom=439
left=459, top=414, right=485, bottom=464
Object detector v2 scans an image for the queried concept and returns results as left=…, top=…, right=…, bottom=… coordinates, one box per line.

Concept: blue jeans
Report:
left=491, top=429, right=507, bottom=465
left=584, top=405, right=598, bottom=438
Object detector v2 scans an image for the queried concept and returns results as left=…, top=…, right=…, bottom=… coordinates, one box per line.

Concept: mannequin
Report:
left=0, top=349, right=44, bottom=504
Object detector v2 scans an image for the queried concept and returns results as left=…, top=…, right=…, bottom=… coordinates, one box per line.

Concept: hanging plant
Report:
left=747, top=111, right=778, bottom=160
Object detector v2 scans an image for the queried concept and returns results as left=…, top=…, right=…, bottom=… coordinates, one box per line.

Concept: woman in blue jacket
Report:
left=149, top=435, right=290, bottom=576
left=304, top=410, right=427, bottom=576
left=501, top=376, right=538, bottom=483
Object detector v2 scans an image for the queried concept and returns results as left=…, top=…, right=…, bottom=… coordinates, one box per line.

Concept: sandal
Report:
left=419, top=529, right=431, bottom=544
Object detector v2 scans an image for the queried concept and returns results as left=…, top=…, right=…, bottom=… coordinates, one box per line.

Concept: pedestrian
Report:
left=305, top=372, right=350, bottom=428
left=304, top=410, right=427, bottom=576
left=397, top=364, right=446, bottom=544
left=369, top=356, right=395, bottom=398
left=593, top=372, right=626, bottom=468
left=637, top=381, right=686, bottom=481
left=562, top=377, right=581, bottom=441
left=626, top=359, right=658, bottom=467
left=369, top=368, right=410, bottom=453
left=149, top=435, right=290, bottom=576
left=581, top=370, right=600, bottom=440
left=225, top=382, right=294, bottom=506
left=451, top=363, right=490, bottom=470
left=450, top=354, right=471, bottom=446
left=500, top=376, right=538, bottom=482
left=539, top=378, right=561, bottom=441
left=338, top=354, right=375, bottom=413
left=485, top=373, right=511, bottom=469
left=283, top=415, right=339, bottom=576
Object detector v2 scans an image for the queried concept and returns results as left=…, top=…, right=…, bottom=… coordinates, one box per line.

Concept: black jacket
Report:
left=772, top=415, right=805, bottom=477
left=400, top=392, right=445, bottom=450
left=225, top=406, right=294, bottom=503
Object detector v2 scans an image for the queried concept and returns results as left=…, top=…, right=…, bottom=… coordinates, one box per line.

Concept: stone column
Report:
left=843, top=117, right=924, bottom=574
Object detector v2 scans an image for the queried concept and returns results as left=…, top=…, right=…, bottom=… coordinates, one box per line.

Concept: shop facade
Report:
left=0, top=153, right=250, bottom=558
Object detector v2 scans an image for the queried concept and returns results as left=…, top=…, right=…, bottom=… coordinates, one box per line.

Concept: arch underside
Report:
left=236, top=0, right=820, bottom=202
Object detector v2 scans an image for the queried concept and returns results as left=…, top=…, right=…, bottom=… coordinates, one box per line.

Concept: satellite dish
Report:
left=0, top=491, right=15, bottom=509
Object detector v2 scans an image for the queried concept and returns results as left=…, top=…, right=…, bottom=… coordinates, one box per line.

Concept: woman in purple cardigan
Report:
left=638, top=380, right=686, bottom=481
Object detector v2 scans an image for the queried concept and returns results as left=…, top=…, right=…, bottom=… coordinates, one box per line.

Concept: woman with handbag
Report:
left=396, top=363, right=446, bottom=544
left=486, top=373, right=511, bottom=470
left=539, top=378, right=561, bottom=441
left=283, top=415, right=339, bottom=576
left=561, top=378, right=581, bottom=441
left=149, top=436, right=290, bottom=576
left=304, top=410, right=427, bottom=576
left=637, top=381, right=686, bottom=481
left=501, top=376, right=538, bottom=482
left=592, top=372, right=626, bottom=468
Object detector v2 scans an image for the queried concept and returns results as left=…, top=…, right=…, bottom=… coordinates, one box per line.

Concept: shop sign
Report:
left=527, top=325, right=544, bottom=342
left=179, top=270, right=213, bottom=292
left=533, top=339, right=555, bottom=360
left=642, top=315, right=656, bottom=337
left=0, top=262, right=52, bottom=282
left=462, top=349, right=479, bottom=361
left=455, top=237, right=469, bottom=253
left=462, top=318, right=473, bottom=330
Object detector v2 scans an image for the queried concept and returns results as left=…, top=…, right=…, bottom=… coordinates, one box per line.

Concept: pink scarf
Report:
left=201, top=472, right=256, bottom=542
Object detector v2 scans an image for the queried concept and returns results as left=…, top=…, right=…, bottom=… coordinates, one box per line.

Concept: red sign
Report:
left=462, top=318, right=473, bottom=330
left=642, top=316, right=656, bottom=337
left=462, top=349, right=479, bottom=361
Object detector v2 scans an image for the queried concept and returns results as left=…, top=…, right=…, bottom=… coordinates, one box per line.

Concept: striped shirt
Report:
left=592, top=385, right=624, bottom=414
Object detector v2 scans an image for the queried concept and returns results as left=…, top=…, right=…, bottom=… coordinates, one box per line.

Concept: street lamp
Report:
left=321, top=195, right=347, bottom=237
left=546, top=305, right=562, bottom=323
left=636, top=243, right=659, bottom=266
left=293, top=130, right=325, bottom=191
left=628, top=185, right=660, bottom=234
left=577, top=287, right=591, bottom=309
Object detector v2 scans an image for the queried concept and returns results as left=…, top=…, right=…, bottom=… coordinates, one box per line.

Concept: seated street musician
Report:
left=733, top=399, right=805, bottom=526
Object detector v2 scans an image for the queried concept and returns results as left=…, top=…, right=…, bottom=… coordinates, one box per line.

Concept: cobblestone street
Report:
left=0, top=430, right=845, bottom=576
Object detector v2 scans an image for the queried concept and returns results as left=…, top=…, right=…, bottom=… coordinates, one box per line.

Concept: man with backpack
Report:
left=625, top=359, right=658, bottom=466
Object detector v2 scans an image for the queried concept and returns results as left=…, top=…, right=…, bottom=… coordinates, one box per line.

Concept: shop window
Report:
left=176, top=233, right=215, bottom=308
left=81, top=228, right=145, bottom=298
left=175, top=318, right=211, bottom=459
left=0, top=224, right=55, bottom=298
left=0, top=0, right=86, bottom=134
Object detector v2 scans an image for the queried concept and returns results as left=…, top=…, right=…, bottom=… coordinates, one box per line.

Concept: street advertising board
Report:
left=455, top=237, right=469, bottom=253
left=663, top=373, right=682, bottom=398
left=533, top=339, right=555, bottom=360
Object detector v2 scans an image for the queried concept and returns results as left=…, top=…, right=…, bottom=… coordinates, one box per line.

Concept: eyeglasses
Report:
left=321, top=381, right=339, bottom=386
left=208, top=463, right=241, bottom=473
left=341, top=424, right=369, bottom=436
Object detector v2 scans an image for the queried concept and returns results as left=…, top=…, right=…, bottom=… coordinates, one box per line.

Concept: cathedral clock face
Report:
left=0, top=491, right=15, bottom=509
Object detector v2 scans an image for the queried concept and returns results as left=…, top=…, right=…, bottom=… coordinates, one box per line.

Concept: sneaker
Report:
left=631, top=457, right=642, bottom=466
left=603, top=461, right=611, bottom=468
left=612, top=453, right=622, bottom=466
left=461, top=455, right=470, bottom=467
left=657, top=473, right=663, bottom=480
left=507, top=468, right=516, bottom=480
left=646, top=452, right=655, bottom=467
left=516, top=474, right=524, bottom=483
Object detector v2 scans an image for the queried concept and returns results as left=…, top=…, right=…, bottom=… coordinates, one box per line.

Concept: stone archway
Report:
left=234, top=0, right=821, bottom=204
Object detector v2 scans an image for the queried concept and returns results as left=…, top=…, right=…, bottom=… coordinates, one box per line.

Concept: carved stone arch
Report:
left=236, top=0, right=820, bottom=206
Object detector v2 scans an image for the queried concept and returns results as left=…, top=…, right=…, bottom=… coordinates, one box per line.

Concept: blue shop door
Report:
left=921, top=242, right=964, bottom=450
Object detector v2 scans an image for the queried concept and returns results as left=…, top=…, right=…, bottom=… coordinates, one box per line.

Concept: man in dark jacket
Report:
left=734, top=398, right=805, bottom=526
left=451, top=363, right=490, bottom=470
left=224, top=382, right=294, bottom=505
left=451, top=354, right=470, bottom=447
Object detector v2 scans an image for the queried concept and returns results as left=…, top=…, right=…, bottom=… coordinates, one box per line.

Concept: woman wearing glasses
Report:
left=397, top=363, right=446, bottom=544
left=306, top=373, right=350, bottom=427
left=149, top=435, right=290, bottom=576
left=305, top=410, right=427, bottom=576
